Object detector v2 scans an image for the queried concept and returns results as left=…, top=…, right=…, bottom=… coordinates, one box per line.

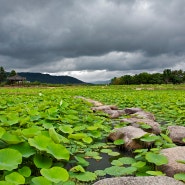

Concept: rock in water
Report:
left=108, top=126, right=151, bottom=150
left=93, top=176, right=185, bottom=185
left=158, top=146, right=185, bottom=177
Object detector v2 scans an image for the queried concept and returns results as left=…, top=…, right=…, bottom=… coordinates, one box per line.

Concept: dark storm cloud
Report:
left=0, top=0, right=185, bottom=81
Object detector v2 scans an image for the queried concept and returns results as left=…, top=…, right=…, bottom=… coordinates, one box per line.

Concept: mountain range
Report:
left=18, top=72, right=86, bottom=84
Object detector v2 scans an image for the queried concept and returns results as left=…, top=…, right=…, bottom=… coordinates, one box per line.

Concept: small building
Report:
left=7, top=74, right=26, bottom=85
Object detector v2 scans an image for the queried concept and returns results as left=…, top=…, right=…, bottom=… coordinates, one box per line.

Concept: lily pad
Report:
left=31, top=176, right=52, bottom=185
left=18, top=166, right=32, bottom=177
left=0, top=148, right=22, bottom=171
left=34, top=154, right=52, bottom=169
left=40, top=167, right=69, bottom=183
left=145, top=152, right=168, bottom=166
left=5, top=172, right=25, bottom=184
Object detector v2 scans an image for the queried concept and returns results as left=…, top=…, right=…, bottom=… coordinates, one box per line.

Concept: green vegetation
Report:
left=111, top=69, right=185, bottom=85
left=0, top=85, right=185, bottom=184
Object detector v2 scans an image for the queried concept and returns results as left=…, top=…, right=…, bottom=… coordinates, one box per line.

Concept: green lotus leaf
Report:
left=6, top=114, right=19, bottom=126
left=0, top=181, right=14, bottom=185
left=40, top=167, right=69, bottom=183
left=22, top=127, right=42, bottom=138
left=0, top=148, right=22, bottom=171
left=105, top=166, right=137, bottom=176
left=100, top=149, right=112, bottom=154
left=85, top=151, right=99, bottom=158
left=82, top=136, right=93, bottom=144
left=111, top=160, right=123, bottom=166
left=146, top=170, right=165, bottom=176
left=63, top=181, right=76, bottom=185
left=34, top=154, right=52, bottom=169
left=5, top=172, right=25, bottom=184
left=118, top=157, right=136, bottom=164
left=114, top=139, right=125, bottom=145
left=140, top=135, right=160, bottom=142
left=59, top=125, right=73, bottom=134
left=70, top=165, right=85, bottom=173
left=18, top=166, right=32, bottom=177
left=1, top=132, right=23, bottom=144
left=70, top=171, right=97, bottom=182
left=68, top=133, right=87, bottom=140
left=49, top=127, right=60, bottom=144
left=160, top=133, right=173, bottom=143
left=9, top=142, right=36, bottom=158
left=46, top=142, right=70, bottom=161
left=0, top=127, right=5, bottom=138
left=75, top=156, right=89, bottom=167
left=174, top=173, right=185, bottom=182
left=94, top=170, right=106, bottom=177
left=132, top=161, right=146, bottom=168
left=108, top=151, right=120, bottom=156
left=28, top=134, right=52, bottom=151
left=145, top=152, right=168, bottom=166
left=31, top=176, right=52, bottom=185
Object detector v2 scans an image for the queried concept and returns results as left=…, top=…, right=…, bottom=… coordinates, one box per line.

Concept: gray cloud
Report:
left=0, top=0, right=185, bottom=81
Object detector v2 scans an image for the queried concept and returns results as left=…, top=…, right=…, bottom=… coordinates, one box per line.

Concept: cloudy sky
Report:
left=0, top=0, right=185, bottom=82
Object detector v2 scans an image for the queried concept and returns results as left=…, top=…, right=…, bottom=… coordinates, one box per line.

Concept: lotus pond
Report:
left=0, top=85, right=185, bottom=184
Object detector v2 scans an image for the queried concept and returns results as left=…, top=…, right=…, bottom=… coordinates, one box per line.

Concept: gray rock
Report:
left=92, top=105, right=118, bottom=111
left=124, top=108, right=143, bottom=114
left=93, top=176, right=185, bottom=185
left=159, top=146, right=185, bottom=177
left=121, top=118, right=161, bottom=134
left=168, top=126, right=185, bottom=144
left=131, top=111, right=155, bottom=120
left=108, top=126, right=150, bottom=150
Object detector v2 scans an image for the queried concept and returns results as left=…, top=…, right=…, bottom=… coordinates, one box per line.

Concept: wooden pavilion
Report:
left=7, top=74, right=26, bottom=85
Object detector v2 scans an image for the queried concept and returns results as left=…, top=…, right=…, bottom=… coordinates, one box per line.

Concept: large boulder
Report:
left=168, top=126, right=185, bottom=144
left=108, top=126, right=150, bottom=150
left=124, top=107, right=143, bottom=114
left=93, top=176, right=185, bottom=185
left=131, top=111, right=155, bottom=120
left=158, top=146, right=185, bottom=177
left=121, top=118, right=161, bottom=134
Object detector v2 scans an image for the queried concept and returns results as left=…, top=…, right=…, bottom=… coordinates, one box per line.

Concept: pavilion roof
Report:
left=7, top=74, right=26, bottom=81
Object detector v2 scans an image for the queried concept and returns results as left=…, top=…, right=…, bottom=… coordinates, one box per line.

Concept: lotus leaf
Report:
left=146, top=170, right=165, bottom=176
left=68, top=133, right=87, bottom=140
left=5, top=172, right=25, bottom=184
left=46, top=142, right=70, bottom=161
left=174, top=173, right=185, bottom=182
left=70, top=165, right=85, bottom=172
left=9, top=142, right=36, bottom=158
left=34, top=154, right=52, bottom=168
left=22, top=127, right=42, bottom=138
left=113, top=139, right=124, bottom=145
left=145, top=152, right=168, bottom=165
left=59, top=125, right=73, bottom=134
left=82, top=136, right=93, bottom=144
left=0, top=127, right=5, bottom=138
left=49, top=127, right=60, bottom=144
left=28, top=134, right=52, bottom=151
left=31, top=176, right=52, bottom=185
left=18, top=166, right=32, bottom=177
left=40, top=167, right=69, bottom=183
left=1, top=132, right=23, bottom=144
left=0, top=148, right=22, bottom=171
left=75, top=156, right=89, bottom=167
left=70, top=171, right=97, bottom=182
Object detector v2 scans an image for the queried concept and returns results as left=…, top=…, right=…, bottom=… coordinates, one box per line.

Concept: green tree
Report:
left=163, top=69, right=172, bottom=84
left=0, top=66, right=7, bottom=83
left=9, top=70, right=17, bottom=77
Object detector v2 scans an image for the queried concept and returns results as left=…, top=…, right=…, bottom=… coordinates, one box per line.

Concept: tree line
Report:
left=0, top=66, right=17, bottom=84
left=110, top=69, right=185, bottom=85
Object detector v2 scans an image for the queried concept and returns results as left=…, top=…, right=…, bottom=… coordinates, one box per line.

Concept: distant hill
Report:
left=19, top=72, right=85, bottom=84
left=91, top=80, right=111, bottom=84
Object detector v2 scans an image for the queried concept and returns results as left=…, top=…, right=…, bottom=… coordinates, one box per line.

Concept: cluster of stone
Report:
left=76, top=96, right=185, bottom=184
